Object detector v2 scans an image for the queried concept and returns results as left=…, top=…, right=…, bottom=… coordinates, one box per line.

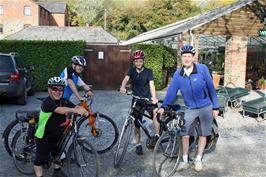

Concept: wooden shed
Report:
left=84, top=45, right=130, bottom=90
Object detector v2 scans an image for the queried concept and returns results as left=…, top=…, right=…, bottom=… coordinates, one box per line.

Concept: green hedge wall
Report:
left=132, top=44, right=176, bottom=89
left=0, top=40, right=85, bottom=91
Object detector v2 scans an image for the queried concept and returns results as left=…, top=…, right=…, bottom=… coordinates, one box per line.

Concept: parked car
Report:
left=0, top=52, right=35, bottom=105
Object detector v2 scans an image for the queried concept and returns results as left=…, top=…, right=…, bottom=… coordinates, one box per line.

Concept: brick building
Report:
left=121, top=0, right=266, bottom=88
left=0, top=0, right=68, bottom=39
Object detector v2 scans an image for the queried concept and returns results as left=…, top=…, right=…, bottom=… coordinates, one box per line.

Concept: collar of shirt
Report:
left=184, top=65, right=193, bottom=77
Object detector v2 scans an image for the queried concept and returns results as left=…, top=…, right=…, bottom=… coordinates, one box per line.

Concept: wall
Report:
left=0, top=0, right=39, bottom=39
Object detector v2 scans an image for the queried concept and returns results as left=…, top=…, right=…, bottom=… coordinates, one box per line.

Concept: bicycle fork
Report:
left=87, top=112, right=99, bottom=137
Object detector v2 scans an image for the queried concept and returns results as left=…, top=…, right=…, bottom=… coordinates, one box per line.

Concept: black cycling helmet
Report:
left=71, top=56, right=87, bottom=66
left=180, top=44, right=196, bottom=55
left=47, top=77, right=65, bottom=87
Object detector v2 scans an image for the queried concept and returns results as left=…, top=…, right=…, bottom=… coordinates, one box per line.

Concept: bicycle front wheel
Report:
left=66, top=140, right=99, bottom=177
left=11, top=128, right=36, bottom=175
left=78, top=113, right=119, bottom=154
left=113, top=119, right=133, bottom=168
left=153, top=130, right=182, bottom=177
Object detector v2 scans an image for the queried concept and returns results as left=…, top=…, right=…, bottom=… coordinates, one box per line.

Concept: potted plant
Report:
left=212, top=54, right=224, bottom=89
left=257, top=77, right=266, bottom=90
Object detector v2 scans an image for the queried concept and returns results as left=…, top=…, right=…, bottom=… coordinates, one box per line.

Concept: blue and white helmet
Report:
left=71, top=56, right=87, bottom=66
left=47, top=77, right=65, bottom=87
left=180, top=44, right=196, bottom=55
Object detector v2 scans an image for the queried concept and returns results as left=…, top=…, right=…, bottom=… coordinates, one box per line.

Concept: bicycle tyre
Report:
left=113, top=119, right=133, bottom=168
left=11, top=128, right=36, bottom=175
left=66, top=140, right=99, bottom=177
left=77, top=112, right=119, bottom=154
left=153, top=130, right=182, bottom=177
left=205, top=119, right=219, bottom=153
left=3, top=119, right=28, bottom=157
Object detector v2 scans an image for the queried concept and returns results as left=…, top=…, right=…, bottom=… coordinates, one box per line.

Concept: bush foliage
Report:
left=0, top=41, right=175, bottom=90
left=132, top=44, right=176, bottom=89
left=0, top=40, right=85, bottom=91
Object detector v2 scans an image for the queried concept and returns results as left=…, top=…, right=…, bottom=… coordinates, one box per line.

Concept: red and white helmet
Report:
left=131, top=50, right=145, bottom=60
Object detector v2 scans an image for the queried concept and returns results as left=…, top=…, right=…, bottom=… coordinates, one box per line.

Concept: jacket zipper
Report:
left=189, top=77, right=198, bottom=108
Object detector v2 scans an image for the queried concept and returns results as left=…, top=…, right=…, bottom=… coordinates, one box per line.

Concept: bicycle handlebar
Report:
left=156, top=110, right=186, bottom=128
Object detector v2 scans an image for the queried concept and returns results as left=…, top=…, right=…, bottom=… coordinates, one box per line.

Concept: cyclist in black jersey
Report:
left=120, top=50, right=159, bottom=155
left=34, top=77, right=88, bottom=177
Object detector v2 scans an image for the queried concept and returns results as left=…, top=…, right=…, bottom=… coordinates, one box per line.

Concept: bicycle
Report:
left=153, top=110, right=219, bottom=177
left=3, top=92, right=119, bottom=155
left=11, top=113, right=99, bottom=177
left=2, top=110, right=39, bottom=157
left=153, top=108, right=185, bottom=177
left=113, top=93, right=181, bottom=168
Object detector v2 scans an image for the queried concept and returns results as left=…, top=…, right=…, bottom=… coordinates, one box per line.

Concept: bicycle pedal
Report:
left=77, top=136, right=86, bottom=141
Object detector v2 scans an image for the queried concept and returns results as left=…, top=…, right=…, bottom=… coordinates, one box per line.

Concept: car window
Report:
left=14, top=56, right=23, bottom=68
left=0, top=55, right=15, bottom=70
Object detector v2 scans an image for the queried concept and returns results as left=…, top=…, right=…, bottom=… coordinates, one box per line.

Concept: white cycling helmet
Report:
left=47, top=77, right=65, bottom=87
left=71, top=56, right=87, bottom=66
left=180, top=44, right=196, bottom=55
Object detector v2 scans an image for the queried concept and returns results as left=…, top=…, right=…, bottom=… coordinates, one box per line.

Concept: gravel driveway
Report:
left=0, top=90, right=265, bottom=177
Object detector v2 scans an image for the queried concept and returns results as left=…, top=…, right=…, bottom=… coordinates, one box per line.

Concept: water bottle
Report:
left=142, top=118, right=153, bottom=134
left=142, top=119, right=149, bottom=130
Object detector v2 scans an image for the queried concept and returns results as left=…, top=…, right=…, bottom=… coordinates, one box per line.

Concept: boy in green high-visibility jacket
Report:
left=34, top=77, right=88, bottom=177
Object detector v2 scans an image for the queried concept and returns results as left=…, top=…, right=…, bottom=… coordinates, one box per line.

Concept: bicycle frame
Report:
left=54, top=114, right=81, bottom=160
left=128, top=95, right=156, bottom=139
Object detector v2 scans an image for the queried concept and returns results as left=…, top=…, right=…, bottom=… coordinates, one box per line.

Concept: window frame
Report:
left=0, top=5, right=3, bottom=15
left=24, top=5, right=31, bottom=16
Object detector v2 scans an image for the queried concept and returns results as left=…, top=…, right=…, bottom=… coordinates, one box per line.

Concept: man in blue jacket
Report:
left=157, top=44, right=219, bottom=172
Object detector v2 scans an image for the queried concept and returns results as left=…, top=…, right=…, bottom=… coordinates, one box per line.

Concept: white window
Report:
left=98, top=51, right=104, bottom=60
left=24, top=6, right=31, bottom=16
left=0, top=5, right=3, bottom=15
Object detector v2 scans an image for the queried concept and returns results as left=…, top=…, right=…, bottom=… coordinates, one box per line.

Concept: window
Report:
left=0, top=5, right=3, bottom=15
left=24, top=6, right=31, bottom=16
left=98, top=51, right=104, bottom=60
left=24, top=24, right=31, bottom=29
left=0, top=24, right=3, bottom=34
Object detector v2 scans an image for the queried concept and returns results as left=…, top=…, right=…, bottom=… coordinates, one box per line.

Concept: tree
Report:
left=72, top=0, right=104, bottom=26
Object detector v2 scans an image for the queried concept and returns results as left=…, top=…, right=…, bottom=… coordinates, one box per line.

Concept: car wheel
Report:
left=17, top=85, right=27, bottom=105
left=27, top=88, right=34, bottom=96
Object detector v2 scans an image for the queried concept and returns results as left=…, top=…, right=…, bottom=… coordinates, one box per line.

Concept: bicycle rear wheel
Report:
left=78, top=113, right=119, bottom=154
left=113, top=119, right=133, bottom=168
left=11, top=128, right=36, bottom=175
left=3, top=119, right=28, bottom=156
left=153, top=130, right=182, bottom=177
left=66, top=140, right=99, bottom=177
left=205, top=119, right=219, bottom=153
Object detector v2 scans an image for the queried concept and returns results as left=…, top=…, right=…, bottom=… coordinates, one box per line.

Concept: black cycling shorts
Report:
left=34, top=136, right=61, bottom=166
left=132, top=99, right=158, bottom=128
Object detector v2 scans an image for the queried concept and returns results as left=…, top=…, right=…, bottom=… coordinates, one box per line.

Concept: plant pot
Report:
left=257, top=83, right=266, bottom=90
left=212, top=74, right=221, bottom=89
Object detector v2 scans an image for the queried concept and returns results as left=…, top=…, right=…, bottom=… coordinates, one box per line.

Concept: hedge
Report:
left=0, top=40, right=85, bottom=91
left=0, top=41, right=175, bottom=90
left=132, top=44, right=176, bottom=89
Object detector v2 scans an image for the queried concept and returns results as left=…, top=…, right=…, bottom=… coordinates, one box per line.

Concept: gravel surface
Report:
left=0, top=90, right=265, bottom=177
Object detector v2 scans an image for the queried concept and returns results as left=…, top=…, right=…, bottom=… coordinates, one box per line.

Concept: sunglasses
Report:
left=50, top=87, right=64, bottom=92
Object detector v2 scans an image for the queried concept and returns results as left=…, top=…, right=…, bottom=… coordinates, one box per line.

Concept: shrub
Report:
left=132, top=44, right=176, bottom=89
left=0, top=40, right=85, bottom=90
